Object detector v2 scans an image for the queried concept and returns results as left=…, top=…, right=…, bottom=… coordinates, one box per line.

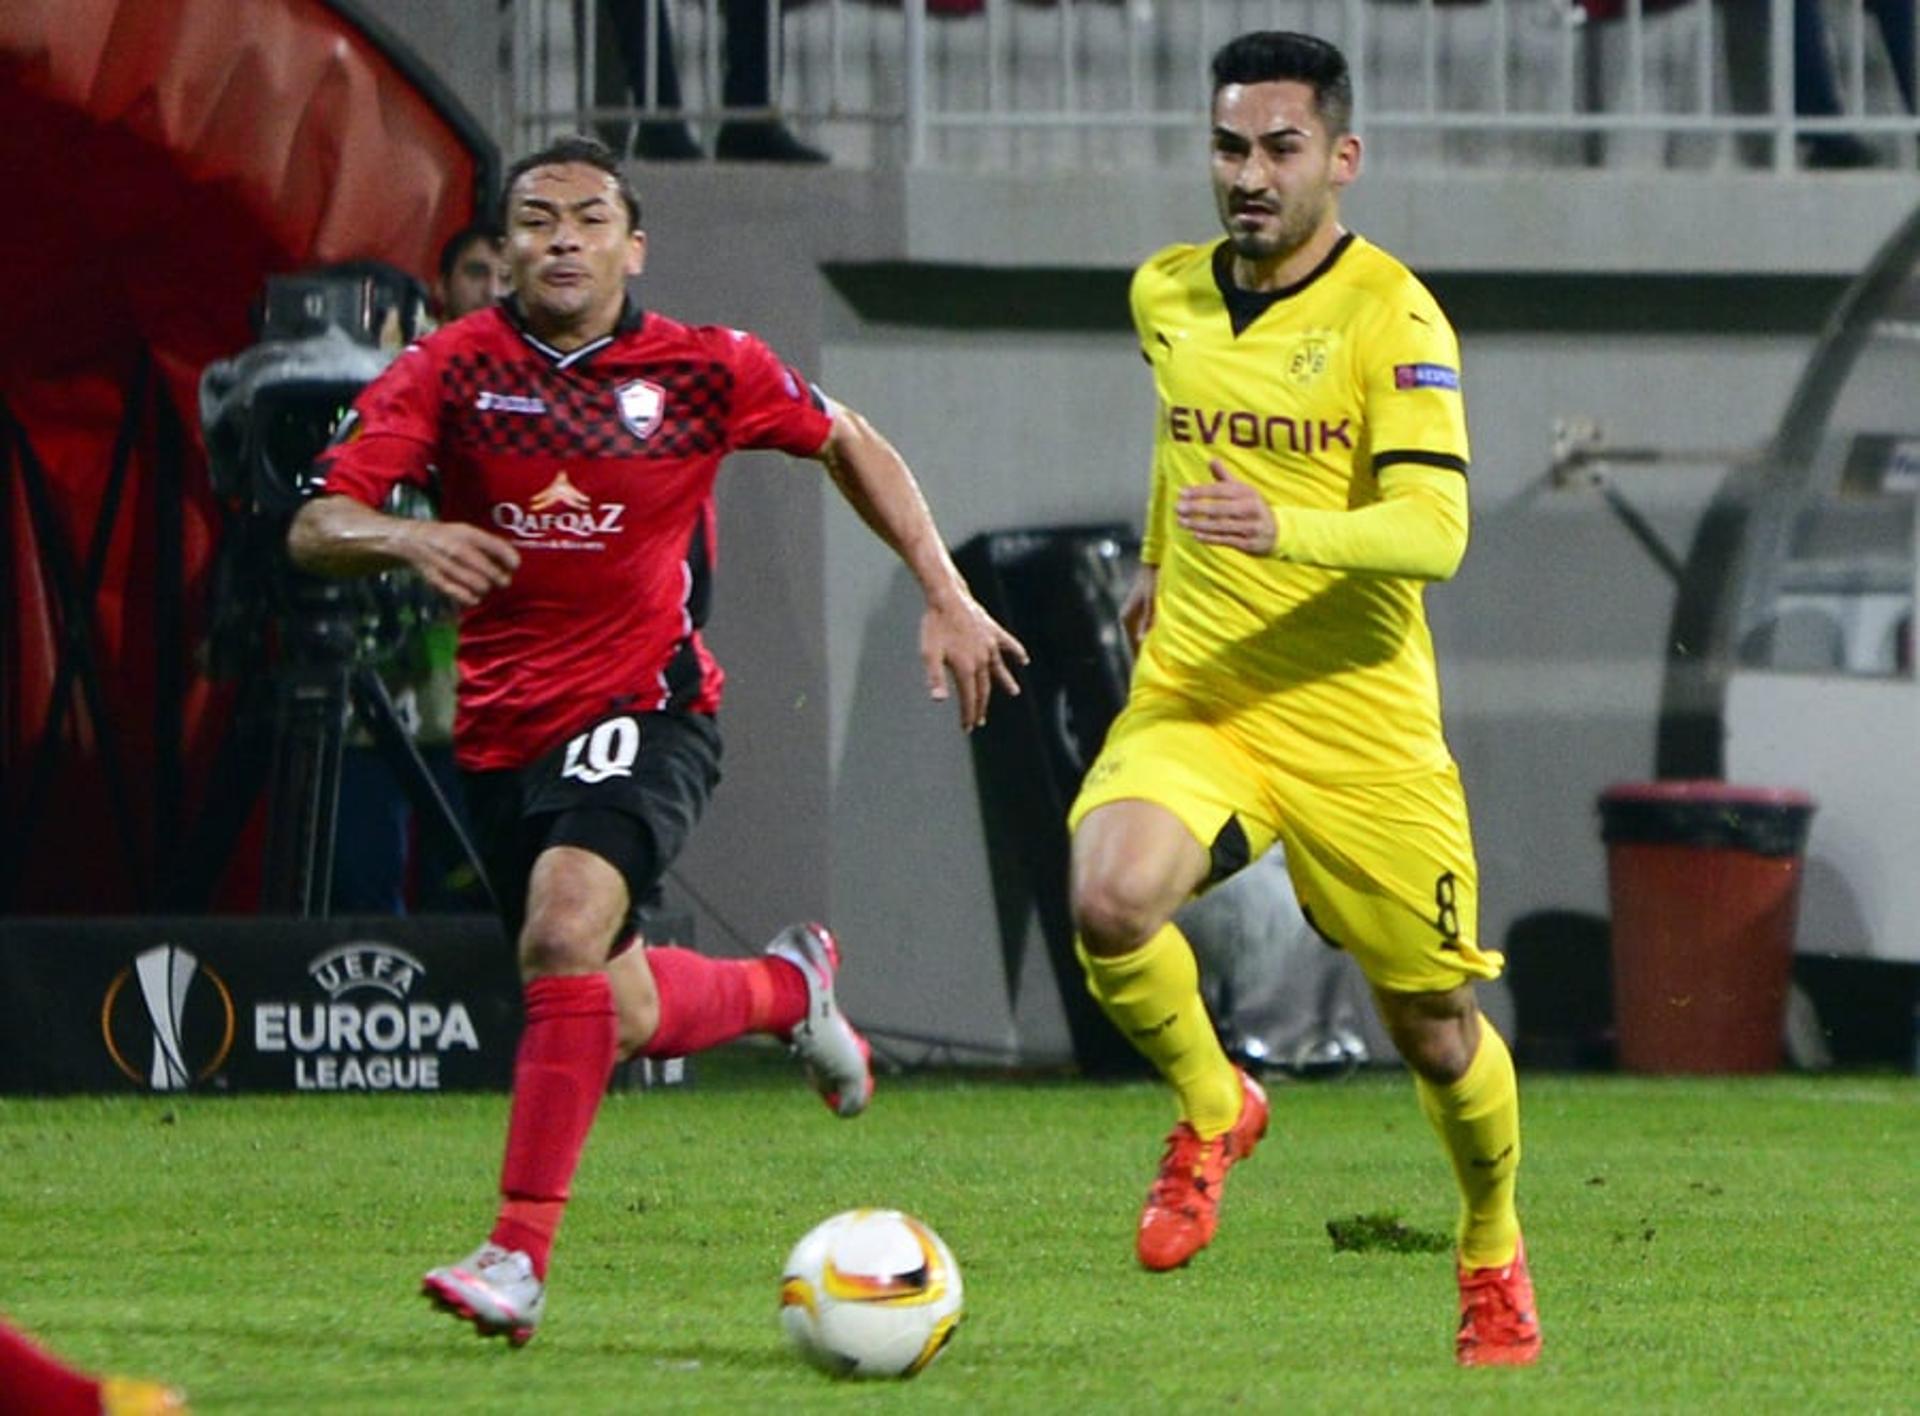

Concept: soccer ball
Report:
left=778, top=1208, right=963, bottom=1378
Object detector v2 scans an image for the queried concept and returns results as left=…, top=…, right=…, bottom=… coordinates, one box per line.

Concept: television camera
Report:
left=196, top=264, right=490, bottom=916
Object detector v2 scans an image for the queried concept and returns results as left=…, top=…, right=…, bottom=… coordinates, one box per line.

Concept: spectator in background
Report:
left=433, top=225, right=509, bottom=320
left=601, top=0, right=829, bottom=163
left=329, top=225, right=506, bottom=916
left=1724, top=0, right=1916, bottom=167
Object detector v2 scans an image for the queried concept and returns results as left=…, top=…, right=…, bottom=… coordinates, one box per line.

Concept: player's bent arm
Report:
left=287, top=495, right=520, bottom=608
left=1141, top=451, right=1172, bottom=566
left=1267, top=462, right=1469, bottom=581
left=1120, top=563, right=1158, bottom=655
left=815, top=404, right=1029, bottom=729
left=816, top=406, right=966, bottom=607
left=287, top=494, right=417, bottom=576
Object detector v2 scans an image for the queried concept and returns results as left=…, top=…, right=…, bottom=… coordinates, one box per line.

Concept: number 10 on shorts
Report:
left=561, top=716, right=641, bottom=784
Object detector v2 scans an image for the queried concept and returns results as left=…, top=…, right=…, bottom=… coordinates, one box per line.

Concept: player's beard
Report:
left=529, top=278, right=594, bottom=322
left=1221, top=186, right=1332, bottom=265
left=525, top=273, right=618, bottom=339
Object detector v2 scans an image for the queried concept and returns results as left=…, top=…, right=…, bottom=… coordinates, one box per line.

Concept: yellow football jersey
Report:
left=1131, top=233, right=1470, bottom=782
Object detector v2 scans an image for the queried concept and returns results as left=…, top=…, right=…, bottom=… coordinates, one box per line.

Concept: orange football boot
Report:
left=1455, top=1235, right=1542, bottom=1367
left=99, top=1377, right=190, bottom=1415
left=1136, top=1070, right=1269, bottom=1271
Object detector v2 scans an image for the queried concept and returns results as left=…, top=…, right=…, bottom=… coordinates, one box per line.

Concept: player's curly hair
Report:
left=500, top=134, right=644, bottom=232
left=1210, top=31, right=1353, bottom=135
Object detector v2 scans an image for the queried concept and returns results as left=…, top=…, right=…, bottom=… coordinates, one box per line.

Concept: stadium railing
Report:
left=503, top=0, right=1920, bottom=173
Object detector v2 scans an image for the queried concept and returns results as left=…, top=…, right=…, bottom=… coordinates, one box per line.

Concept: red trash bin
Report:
left=1598, top=781, right=1816, bottom=1074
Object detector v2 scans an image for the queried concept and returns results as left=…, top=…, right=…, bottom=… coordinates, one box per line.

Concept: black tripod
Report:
left=175, top=563, right=494, bottom=918
left=266, top=662, right=490, bottom=918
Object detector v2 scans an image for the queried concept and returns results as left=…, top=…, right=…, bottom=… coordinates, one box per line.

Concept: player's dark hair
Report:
left=1210, top=31, right=1353, bottom=135
left=436, top=223, right=502, bottom=281
left=500, top=134, right=643, bottom=232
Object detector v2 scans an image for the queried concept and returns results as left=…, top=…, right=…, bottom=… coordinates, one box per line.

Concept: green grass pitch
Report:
left=3, top=1050, right=1916, bottom=1412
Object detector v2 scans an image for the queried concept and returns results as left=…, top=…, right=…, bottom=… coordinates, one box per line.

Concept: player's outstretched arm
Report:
left=287, top=494, right=520, bottom=608
left=816, top=405, right=1028, bottom=731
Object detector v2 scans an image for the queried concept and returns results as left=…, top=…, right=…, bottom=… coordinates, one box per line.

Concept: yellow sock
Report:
left=1414, top=1020, right=1522, bottom=1270
left=1079, top=923, right=1242, bottom=1138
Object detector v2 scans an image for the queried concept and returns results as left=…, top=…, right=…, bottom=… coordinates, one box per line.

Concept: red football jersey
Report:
left=314, top=299, right=834, bottom=770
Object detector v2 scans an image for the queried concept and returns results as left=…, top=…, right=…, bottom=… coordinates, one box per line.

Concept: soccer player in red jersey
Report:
left=0, top=1315, right=185, bottom=1414
left=288, top=134, right=1027, bottom=1344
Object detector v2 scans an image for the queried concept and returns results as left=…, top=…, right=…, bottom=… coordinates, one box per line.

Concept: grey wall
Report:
left=818, top=321, right=1145, bottom=1062
left=605, top=170, right=903, bottom=967
left=357, top=0, right=510, bottom=140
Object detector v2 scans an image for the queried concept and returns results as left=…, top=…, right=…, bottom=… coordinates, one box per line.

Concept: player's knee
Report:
left=1070, top=872, right=1165, bottom=956
left=516, top=913, right=608, bottom=977
left=1377, top=989, right=1478, bottom=1083
left=1396, top=1028, right=1473, bottom=1084
left=519, top=846, right=629, bottom=976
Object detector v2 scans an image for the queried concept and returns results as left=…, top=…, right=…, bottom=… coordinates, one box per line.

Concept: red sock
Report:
left=489, top=974, right=617, bottom=1279
left=0, top=1317, right=100, bottom=1416
left=641, top=947, right=808, bottom=1057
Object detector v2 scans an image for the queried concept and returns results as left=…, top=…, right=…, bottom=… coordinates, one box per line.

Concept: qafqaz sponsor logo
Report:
left=102, top=945, right=237, bottom=1091
left=490, top=470, right=626, bottom=549
left=252, top=942, right=480, bottom=1091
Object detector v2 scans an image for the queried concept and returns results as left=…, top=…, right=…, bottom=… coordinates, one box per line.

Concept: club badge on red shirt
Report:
left=616, top=378, right=665, bottom=439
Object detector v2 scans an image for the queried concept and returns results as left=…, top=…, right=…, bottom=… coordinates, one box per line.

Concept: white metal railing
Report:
left=506, top=1, right=1920, bottom=172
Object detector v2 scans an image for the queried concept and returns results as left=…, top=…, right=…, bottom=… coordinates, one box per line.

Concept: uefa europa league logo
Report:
left=137, top=946, right=199, bottom=1089
left=101, top=945, right=235, bottom=1090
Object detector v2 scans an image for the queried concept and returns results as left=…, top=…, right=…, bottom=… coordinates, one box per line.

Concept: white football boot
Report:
left=422, top=1243, right=546, bottom=1346
left=766, top=923, right=874, bottom=1118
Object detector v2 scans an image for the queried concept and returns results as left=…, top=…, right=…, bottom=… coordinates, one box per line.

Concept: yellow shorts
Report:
left=1068, top=690, right=1501, bottom=995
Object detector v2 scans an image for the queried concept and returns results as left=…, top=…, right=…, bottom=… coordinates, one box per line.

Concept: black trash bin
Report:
left=1598, top=781, right=1816, bottom=1073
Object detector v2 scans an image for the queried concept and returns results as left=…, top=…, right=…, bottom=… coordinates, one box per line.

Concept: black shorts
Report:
left=462, top=709, right=722, bottom=945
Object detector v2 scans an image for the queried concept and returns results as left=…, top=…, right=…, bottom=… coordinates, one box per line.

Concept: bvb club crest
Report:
left=615, top=378, right=665, bottom=439
left=1286, top=338, right=1331, bottom=388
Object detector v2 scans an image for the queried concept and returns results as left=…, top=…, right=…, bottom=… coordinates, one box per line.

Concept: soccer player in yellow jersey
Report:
left=1067, top=31, right=1540, bottom=1366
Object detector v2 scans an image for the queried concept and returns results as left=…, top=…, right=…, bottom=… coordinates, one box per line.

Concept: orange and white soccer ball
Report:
left=778, top=1208, right=963, bottom=1378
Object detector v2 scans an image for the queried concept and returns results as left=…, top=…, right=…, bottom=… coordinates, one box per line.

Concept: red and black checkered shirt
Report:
left=314, top=298, right=834, bottom=770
